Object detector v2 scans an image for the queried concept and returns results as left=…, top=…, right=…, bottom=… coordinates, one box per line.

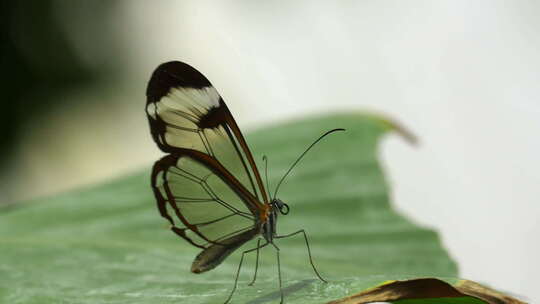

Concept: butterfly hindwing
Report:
left=151, top=152, right=257, bottom=247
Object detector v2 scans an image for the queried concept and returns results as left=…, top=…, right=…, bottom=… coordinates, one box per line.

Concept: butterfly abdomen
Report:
left=191, top=228, right=259, bottom=273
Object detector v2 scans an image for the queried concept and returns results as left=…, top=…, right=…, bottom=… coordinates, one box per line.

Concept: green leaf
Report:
left=0, top=113, right=457, bottom=304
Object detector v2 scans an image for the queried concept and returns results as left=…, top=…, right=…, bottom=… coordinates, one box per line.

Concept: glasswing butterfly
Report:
left=145, top=61, right=343, bottom=303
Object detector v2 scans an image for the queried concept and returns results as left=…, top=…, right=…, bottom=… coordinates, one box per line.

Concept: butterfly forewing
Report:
left=146, top=61, right=267, bottom=205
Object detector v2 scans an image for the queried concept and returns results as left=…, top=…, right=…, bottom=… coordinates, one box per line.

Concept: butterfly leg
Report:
left=270, top=242, right=284, bottom=304
left=224, top=240, right=269, bottom=304
left=275, top=229, right=327, bottom=283
left=247, top=238, right=262, bottom=286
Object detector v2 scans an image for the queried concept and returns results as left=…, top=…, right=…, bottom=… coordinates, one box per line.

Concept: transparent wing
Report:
left=152, top=153, right=258, bottom=249
left=146, top=61, right=268, bottom=205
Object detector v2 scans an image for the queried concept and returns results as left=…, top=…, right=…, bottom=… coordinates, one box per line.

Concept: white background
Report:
left=8, top=1, right=539, bottom=302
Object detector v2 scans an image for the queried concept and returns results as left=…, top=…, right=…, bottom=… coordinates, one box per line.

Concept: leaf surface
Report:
left=1, top=113, right=459, bottom=303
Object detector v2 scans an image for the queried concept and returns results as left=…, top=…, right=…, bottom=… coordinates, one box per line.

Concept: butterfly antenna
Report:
left=273, top=128, right=345, bottom=199
left=262, top=155, right=272, bottom=200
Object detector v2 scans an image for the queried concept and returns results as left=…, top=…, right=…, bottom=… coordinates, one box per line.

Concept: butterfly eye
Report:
left=278, top=203, right=290, bottom=215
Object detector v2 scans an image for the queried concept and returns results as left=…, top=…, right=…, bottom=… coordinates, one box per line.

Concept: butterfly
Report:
left=145, top=61, right=342, bottom=303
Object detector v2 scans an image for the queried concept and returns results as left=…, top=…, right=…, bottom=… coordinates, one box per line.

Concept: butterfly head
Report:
left=271, top=198, right=290, bottom=215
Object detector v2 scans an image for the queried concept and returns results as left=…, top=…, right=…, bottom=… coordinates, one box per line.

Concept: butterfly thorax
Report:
left=262, top=198, right=290, bottom=242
